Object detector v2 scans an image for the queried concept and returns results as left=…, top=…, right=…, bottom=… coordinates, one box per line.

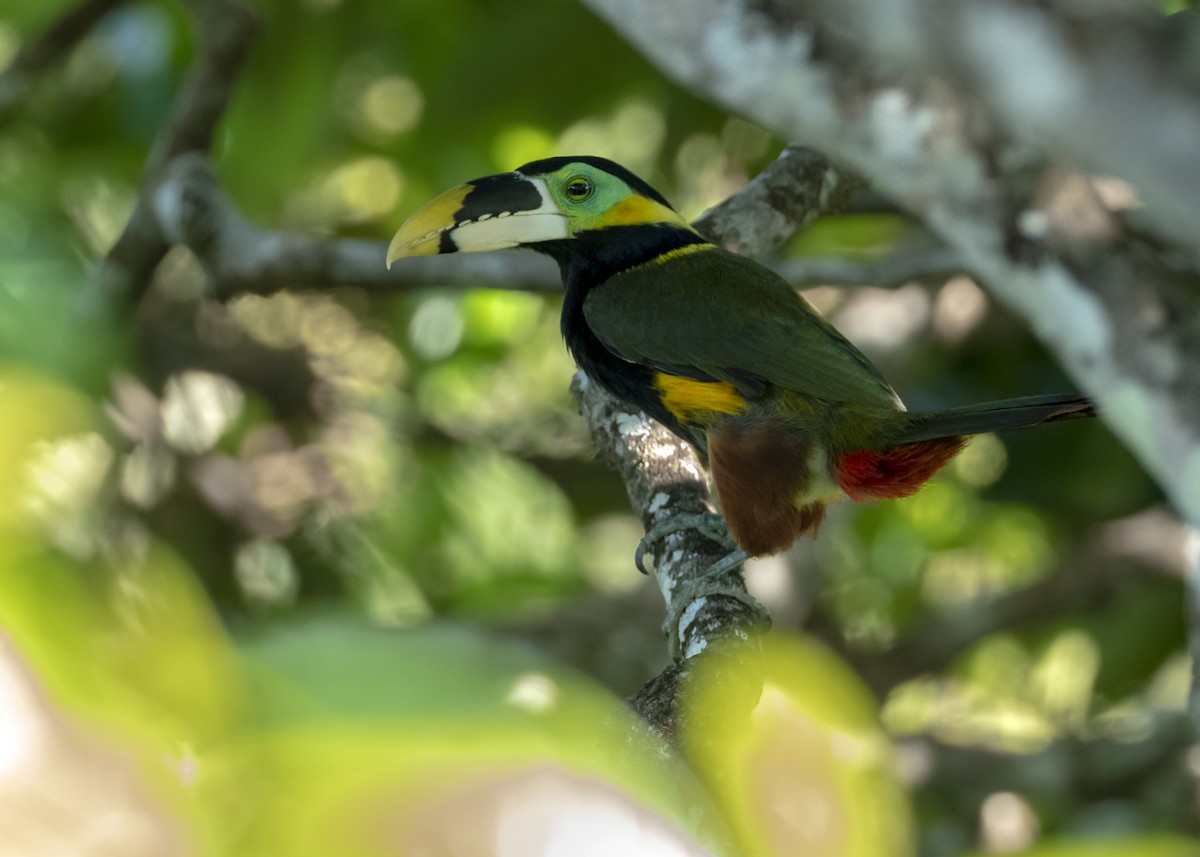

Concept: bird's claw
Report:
left=701, top=548, right=749, bottom=583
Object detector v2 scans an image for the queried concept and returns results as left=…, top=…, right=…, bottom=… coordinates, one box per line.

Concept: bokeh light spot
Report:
left=101, top=5, right=172, bottom=79
left=235, top=539, right=299, bottom=607
left=556, top=100, right=665, bottom=178
left=360, top=75, right=423, bottom=136
left=953, top=433, right=1008, bottom=488
left=460, top=289, right=542, bottom=348
left=21, top=432, right=113, bottom=558
left=932, top=276, right=988, bottom=343
left=300, top=299, right=359, bottom=357
left=327, top=157, right=404, bottom=223
left=120, top=443, right=177, bottom=509
left=980, top=791, right=1039, bottom=853
left=0, top=23, right=17, bottom=68
left=505, top=672, right=559, bottom=714
left=833, top=284, right=931, bottom=353
left=492, top=125, right=557, bottom=172
left=900, top=481, right=970, bottom=542
left=1031, top=629, right=1099, bottom=729
left=160, top=372, right=245, bottom=456
left=229, top=293, right=304, bottom=351
left=409, top=295, right=464, bottom=361
left=62, top=177, right=137, bottom=257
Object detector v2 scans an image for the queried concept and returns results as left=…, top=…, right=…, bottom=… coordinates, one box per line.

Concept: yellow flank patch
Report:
left=654, top=373, right=748, bottom=422
left=597, top=196, right=694, bottom=229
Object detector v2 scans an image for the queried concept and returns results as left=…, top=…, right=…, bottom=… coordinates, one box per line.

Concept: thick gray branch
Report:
left=821, top=0, right=1200, bottom=251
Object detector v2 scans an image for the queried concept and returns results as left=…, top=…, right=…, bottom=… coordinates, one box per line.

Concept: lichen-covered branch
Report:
left=693, top=144, right=861, bottom=255
left=817, top=0, right=1200, bottom=252
left=570, top=371, right=768, bottom=735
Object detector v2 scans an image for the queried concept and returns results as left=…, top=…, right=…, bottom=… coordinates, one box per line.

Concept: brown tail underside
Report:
left=708, top=419, right=826, bottom=557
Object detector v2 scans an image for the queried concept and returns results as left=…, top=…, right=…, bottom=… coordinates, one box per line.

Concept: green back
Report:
left=582, top=246, right=903, bottom=409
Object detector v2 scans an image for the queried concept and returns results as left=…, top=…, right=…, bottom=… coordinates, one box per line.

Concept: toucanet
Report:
left=387, top=156, right=1095, bottom=557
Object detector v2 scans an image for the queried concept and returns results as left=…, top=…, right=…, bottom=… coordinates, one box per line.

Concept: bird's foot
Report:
left=700, top=548, right=750, bottom=584
left=635, top=512, right=737, bottom=575
left=636, top=513, right=767, bottom=658
left=666, top=548, right=768, bottom=658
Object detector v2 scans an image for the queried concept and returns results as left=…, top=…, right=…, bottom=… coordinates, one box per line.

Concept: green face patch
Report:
left=537, top=162, right=693, bottom=235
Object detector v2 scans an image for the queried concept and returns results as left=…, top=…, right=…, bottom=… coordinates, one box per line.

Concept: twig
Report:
left=152, top=155, right=561, bottom=297
left=0, top=0, right=127, bottom=122
left=910, top=712, right=1197, bottom=818
left=775, top=246, right=965, bottom=288
left=86, top=0, right=259, bottom=310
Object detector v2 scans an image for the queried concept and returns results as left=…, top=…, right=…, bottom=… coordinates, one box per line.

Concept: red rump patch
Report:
left=835, top=436, right=967, bottom=502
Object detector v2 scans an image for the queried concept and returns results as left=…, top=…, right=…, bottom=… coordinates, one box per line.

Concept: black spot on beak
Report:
left=455, top=173, right=543, bottom=224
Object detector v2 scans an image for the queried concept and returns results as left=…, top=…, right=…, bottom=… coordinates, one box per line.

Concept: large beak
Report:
left=386, top=173, right=569, bottom=268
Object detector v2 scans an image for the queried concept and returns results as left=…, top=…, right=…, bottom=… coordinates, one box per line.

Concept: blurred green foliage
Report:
left=0, top=1, right=1191, bottom=855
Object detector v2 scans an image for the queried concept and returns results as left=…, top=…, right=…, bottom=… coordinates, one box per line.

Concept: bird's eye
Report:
left=564, top=176, right=594, bottom=201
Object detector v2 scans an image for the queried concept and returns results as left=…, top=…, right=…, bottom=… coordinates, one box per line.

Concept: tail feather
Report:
left=893, top=393, right=1094, bottom=445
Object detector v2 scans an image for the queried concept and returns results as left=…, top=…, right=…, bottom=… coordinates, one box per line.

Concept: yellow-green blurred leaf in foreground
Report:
left=0, top=368, right=726, bottom=855
left=682, top=634, right=914, bottom=857
left=0, top=364, right=253, bottom=854
left=238, top=621, right=726, bottom=856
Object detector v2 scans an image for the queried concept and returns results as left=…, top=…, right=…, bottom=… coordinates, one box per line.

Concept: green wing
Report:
left=582, top=246, right=901, bottom=409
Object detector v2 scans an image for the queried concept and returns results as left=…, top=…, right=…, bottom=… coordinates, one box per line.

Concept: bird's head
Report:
left=386, top=156, right=696, bottom=267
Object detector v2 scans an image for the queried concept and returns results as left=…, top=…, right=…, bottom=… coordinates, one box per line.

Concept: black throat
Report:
left=537, top=224, right=709, bottom=445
